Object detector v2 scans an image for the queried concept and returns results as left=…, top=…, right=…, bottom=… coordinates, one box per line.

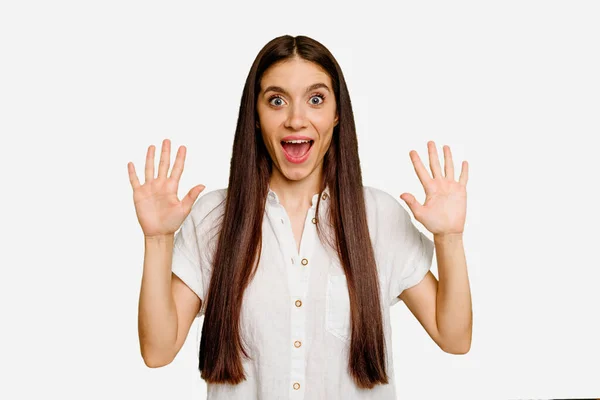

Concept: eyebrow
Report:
left=262, top=82, right=331, bottom=97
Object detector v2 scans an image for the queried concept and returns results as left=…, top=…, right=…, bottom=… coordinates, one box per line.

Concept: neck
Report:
left=269, top=167, right=324, bottom=213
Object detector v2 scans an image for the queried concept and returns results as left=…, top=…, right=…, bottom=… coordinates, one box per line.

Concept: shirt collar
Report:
left=267, top=185, right=331, bottom=207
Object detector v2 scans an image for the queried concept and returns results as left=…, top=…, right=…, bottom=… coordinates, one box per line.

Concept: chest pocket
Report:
left=325, top=274, right=351, bottom=343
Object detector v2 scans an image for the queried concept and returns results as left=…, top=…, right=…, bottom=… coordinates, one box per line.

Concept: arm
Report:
left=138, top=234, right=201, bottom=367
left=398, top=141, right=471, bottom=354
left=399, top=233, right=471, bottom=354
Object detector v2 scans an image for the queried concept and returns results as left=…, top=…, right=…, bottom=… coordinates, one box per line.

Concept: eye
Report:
left=310, top=93, right=325, bottom=105
left=268, top=95, right=285, bottom=107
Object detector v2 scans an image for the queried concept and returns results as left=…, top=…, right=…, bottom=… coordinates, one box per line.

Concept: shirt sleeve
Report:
left=378, top=191, right=435, bottom=307
left=171, top=188, right=225, bottom=318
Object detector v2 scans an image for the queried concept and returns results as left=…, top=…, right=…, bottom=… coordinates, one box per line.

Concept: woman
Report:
left=129, top=35, right=472, bottom=399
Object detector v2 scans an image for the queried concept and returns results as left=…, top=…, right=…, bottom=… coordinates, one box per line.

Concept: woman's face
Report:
left=256, top=57, right=338, bottom=183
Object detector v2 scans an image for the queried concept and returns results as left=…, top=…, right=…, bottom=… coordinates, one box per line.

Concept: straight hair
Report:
left=198, top=34, right=389, bottom=389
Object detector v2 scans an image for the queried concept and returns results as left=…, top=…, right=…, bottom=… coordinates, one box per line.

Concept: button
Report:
left=293, top=382, right=300, bottom=390
left=301, top=258, right=308, bottom=266
left=295, top=299, right=302, bottom=307
left=291, top=257, right=295, bottom=264
left=294, top=340, right=302, bottom=348
left=322, top=192, right=328, bottom=200
left=311, top=217, right=317, bottom=224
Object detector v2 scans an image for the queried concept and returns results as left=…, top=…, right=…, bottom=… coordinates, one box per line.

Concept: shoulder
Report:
left=188, top=187, right=228, bottom=229
left=191, top=187, right=227, bottom=213
left=175, top=187, right=228, bottom=257
left=362, top=185, right=412, bottom=233
left=362, top=185, right=407, bottom=214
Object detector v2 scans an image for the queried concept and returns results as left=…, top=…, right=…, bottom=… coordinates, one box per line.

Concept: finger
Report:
left=409, top=150, right=432, bottom=188
left=428, top=141, right=443, bottom=179
left=400, top=192, right=422, bottom=217
left=443, top=145, right=455, bottom=180
left=182, top=184, right=206, bottom=213
left=127, top=162, right=141, bottom=190
left=145, top=145, right=155, bottom=183
left=170, top=145, right=186, bottom=183
left=459, top=160, right=469, bottom=186
left=157, top=138, right=171, bottom=179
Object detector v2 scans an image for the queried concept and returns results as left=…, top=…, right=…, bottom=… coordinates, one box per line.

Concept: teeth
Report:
left=283, top=139, right=311, bottom=144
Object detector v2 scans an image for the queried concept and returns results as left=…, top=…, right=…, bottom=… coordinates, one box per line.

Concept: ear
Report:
left=334, top=113, right=339, bottom=127
left=256, top=120, right=260, bottom=129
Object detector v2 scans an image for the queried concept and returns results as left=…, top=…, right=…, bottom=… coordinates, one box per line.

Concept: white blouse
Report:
left=171, top=185, right=434, bottom=400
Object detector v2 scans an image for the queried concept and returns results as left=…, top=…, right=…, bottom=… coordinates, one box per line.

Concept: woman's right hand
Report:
left=127, top=138, right=205, bottom=239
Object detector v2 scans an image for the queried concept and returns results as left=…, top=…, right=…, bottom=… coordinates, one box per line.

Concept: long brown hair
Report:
left=199, top=35, right=388, bottom=389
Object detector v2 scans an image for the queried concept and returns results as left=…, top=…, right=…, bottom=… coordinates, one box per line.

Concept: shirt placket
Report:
left=266, top=192, right=324, bottom=399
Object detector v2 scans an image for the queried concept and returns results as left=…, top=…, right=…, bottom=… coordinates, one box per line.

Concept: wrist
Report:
left=144, top=234, right=175, bottom=244
left=433, top=232, right=464, bottom=242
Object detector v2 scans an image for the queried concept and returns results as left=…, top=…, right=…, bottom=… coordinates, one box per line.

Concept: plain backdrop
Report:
left=1, top=1, right=599, bottom=399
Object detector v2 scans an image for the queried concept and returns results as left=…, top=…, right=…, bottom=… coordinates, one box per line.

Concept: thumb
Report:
left=399, top=193, right=421, bottom=215
left=182, top=184, right=206, bottom=213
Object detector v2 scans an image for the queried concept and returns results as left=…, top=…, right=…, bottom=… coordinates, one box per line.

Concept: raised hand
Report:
left=399, top=141, right=468, bottom=236
left=127, top=139, right=205, bottom=238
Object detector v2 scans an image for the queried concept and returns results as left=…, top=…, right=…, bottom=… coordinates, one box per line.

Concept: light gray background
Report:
left=1, top=1, right=598, bottom=399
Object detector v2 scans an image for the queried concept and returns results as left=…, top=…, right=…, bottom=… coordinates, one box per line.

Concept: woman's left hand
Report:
left=400, top=141, right=469, bottom=236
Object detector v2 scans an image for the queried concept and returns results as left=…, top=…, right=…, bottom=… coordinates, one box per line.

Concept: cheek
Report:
left=322, top=133, right=334, bottom=150
left=257, top=111, right=274, bottom=141
left=315, top=130, right=333, bottom=154
left=311, top=109, right=337, bottom=130
left=258, top=111, right=283, bottom=135
left=261, top=131, right=277, bottom=153
left=312, top=116, right=335, bottom=141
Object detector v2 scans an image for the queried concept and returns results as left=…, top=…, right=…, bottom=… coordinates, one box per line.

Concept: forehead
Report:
left=260, top=58, right=332, bottom=91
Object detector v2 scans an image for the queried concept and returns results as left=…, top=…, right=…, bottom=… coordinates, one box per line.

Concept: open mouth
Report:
left=280, top=139, right=314, bottom=159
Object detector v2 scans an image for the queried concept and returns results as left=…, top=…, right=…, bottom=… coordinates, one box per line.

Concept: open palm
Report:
left=400, top=141, right=468, bottom=236
left=127, top=139, right=205, bottom=238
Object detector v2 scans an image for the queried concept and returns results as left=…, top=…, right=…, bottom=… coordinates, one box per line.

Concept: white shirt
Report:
left=171, top=185, right=434, bottom=400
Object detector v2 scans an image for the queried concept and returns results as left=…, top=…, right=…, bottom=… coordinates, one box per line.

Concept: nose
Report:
left=284, top=103, right=308, bottom=130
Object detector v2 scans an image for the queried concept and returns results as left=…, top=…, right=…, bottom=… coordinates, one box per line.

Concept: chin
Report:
left=282, top=167, right=312, bottom=181
left=274, top=161, right=314, bottom=181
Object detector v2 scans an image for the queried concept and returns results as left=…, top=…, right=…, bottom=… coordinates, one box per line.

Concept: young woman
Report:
left=129, top=35, right=472, bottom=399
